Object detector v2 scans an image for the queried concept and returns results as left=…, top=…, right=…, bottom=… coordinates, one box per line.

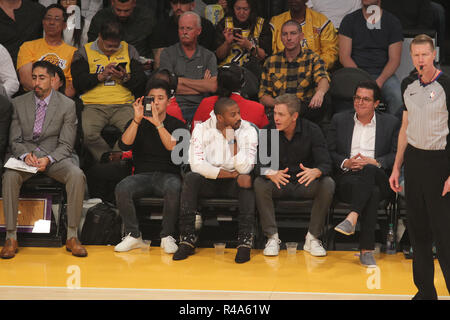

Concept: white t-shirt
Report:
left=306, top=0, right=362, bottom=28
left=0, top=44, right=19, bottom=98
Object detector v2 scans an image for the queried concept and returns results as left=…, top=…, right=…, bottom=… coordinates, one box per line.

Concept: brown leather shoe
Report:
left=1, top=239, right=18, bottom=259
left=65, top=237, right=88, bottom=257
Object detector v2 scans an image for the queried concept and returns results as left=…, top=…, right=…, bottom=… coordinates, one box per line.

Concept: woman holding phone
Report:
left=214, top=0, right=272, bottom=78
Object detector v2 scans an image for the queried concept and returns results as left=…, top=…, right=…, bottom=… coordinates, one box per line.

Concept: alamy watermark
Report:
left=366, top=266, right=381, bottom=290
left=66, top=265, right=81, bottom=289
left=366, top=5, right=381, bottom=30
left=170, top=128, right=280, bottom=172
left=66, top=5, right=81, bottom=30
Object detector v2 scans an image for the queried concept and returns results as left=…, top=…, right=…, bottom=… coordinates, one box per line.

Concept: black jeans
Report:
left=115, top=172, right=182, bottom=239
left=404, top=145, right=450, bottom=299
left=336, top=165, right=392, bottom=250
left=178, top=172, right=255, bottom=247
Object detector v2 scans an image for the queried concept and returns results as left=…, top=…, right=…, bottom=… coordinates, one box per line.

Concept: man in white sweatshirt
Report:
left=173, top=97, right=258, bottom=263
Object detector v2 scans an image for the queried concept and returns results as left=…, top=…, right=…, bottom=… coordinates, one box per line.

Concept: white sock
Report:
left=269, top=233, right=279, bottom=240
left=306, top=231, right=316, bottom=240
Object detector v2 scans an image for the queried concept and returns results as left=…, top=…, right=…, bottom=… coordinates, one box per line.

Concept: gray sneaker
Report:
left=360, top=251, right=377, bottom=268
left=334, top=219, right=356, bottom=236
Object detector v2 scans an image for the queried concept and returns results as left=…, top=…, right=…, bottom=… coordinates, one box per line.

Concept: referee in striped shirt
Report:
left=390, top=34, right=450, bottom=300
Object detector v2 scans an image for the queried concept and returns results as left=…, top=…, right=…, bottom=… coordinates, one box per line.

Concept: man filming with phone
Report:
left=114, top=78, right=187, bottom=254
left=71, top=20, right=147, bottom=162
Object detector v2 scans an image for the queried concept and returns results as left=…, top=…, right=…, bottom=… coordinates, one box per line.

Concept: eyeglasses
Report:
left=353, top=95, right=373, bottom=103
left=44, top=15, right=64, bottom=22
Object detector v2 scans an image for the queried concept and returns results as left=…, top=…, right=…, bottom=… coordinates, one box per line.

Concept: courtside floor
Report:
left=0, top=246, right=449, bottom=300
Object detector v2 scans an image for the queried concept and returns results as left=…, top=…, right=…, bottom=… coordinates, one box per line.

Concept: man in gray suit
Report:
left=1, top=61, right=87, bottom=259
left=0, top=94, right=12, bottom=171
left=327, top=80, right=400, bottom=267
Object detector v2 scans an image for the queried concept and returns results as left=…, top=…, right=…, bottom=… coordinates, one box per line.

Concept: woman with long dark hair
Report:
left=215, top=0, right=271, bottom=77
left=59, top=0, right=88, bottom=48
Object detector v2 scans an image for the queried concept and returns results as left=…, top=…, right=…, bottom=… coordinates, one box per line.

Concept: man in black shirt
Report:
left=339, top=0, right=404, bottom=119
left=114, top=79, right=186, bottom=254
left=0, top=0, right=45, bottom=67
left=254, top=93, right=335, bottom=257
left=151, top=0, right=216, bottom=69
left=88, top=0, right=155, bottom=61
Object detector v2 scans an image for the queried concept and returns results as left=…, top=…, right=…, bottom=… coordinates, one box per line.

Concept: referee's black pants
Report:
left=404, top=145, right=450, bottom=299
left=336, top=165, right=392, bottom=250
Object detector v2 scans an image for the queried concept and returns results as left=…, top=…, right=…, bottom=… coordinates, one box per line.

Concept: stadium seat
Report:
left=329, top=67, right=373, bottom=114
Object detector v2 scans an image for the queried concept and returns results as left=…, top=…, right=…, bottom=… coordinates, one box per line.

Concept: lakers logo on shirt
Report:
left=39, top=53, right=67, bottom=70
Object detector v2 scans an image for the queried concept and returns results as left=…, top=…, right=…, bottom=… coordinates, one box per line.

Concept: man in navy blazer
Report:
left=327, top=80, right=400, bottom=267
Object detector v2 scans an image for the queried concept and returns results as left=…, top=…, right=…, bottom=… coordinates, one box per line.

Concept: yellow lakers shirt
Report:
left=17, top=38, right=77, bottom=82
left=80, top=40, right=133, bottom=105
left=270, top=8, right=338, bottom=70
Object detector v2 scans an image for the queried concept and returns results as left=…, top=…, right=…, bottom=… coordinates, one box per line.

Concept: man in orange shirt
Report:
left=17, top=4, right=76, bottom=97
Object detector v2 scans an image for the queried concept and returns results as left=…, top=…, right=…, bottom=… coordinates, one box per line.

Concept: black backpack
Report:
left=80, top=202, right=123, bottom=245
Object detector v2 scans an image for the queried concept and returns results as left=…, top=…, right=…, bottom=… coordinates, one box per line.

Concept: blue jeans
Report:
left=180, top=105, right=198, bottom=125
left=115, top=172, right=182, bottom=238
left=370, top=74, right=403, bottom=119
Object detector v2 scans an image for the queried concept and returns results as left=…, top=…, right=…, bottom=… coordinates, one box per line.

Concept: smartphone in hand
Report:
left=114, top=62, right=127, bottom=71
left=233, top=28, right=242, bottom=38
left=143, top=96, right=154, bottom=117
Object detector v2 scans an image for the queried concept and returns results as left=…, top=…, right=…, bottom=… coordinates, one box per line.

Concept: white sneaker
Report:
left=263, top=238, right=281, bottom=256
left=161, top=235, right=178, bottom=254
left=303, top=236, right=326, bottom=257
left=114, top=234, right=146, bottom=252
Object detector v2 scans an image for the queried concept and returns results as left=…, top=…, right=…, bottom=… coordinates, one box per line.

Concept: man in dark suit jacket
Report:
left=327, top=80, right=400, bottom=267
left=1, top=61, right=87, bottom=259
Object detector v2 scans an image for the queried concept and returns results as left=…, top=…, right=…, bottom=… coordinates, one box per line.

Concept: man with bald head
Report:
left=151, top=0, right=216, bottom=69
left=159, top=11, right=217, bottom=123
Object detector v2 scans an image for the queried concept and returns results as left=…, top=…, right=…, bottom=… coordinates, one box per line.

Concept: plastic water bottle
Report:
left=386, top=223, right=396, bottom=254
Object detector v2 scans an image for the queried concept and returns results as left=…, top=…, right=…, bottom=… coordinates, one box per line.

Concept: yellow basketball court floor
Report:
left=0, top=245, right=448, bottom=300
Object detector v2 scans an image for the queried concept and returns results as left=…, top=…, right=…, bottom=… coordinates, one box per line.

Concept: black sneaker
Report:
left=172, top=243, right=195, bottom=261
left=235, top=246, right=251, bottom=264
